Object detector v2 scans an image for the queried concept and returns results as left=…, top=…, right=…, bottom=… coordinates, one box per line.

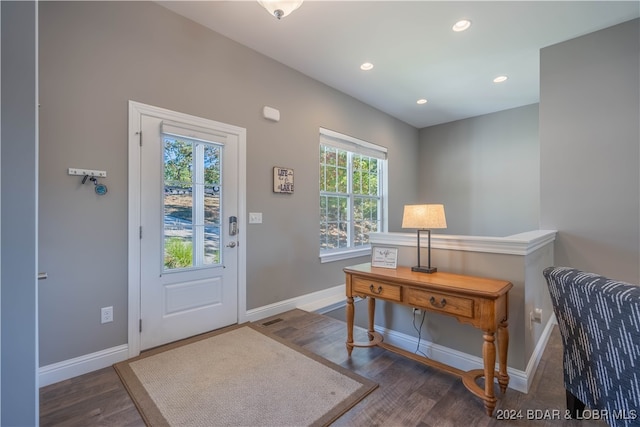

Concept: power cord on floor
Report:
left=412, top=309, right=428, bottom=357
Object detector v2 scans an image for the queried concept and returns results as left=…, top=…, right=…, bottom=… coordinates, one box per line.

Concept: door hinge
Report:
left=136, top=131, right=142, bottom=146
left=139, top=226, right=142, bottom=239
left=139, top=319, right=142, bottom=332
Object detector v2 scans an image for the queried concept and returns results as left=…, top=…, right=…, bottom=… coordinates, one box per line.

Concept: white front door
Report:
left=135, top=105, right=240, bottom=350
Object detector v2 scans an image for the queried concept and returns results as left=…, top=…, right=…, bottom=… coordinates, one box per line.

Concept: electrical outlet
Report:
left=529, top=308, right=542, bottom=329
left=413, top=307, right=422, bottom=316
left=533, top=308, right=543, bottom=322
left=101, top=306, right=113, bottom=324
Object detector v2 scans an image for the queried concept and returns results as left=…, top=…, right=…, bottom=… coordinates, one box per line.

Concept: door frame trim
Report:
left=127, top=100, right=247, bottom=358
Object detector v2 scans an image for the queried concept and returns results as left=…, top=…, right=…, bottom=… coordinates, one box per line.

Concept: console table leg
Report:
left=482, top=331, right=497, bottom=416
left=367, top=297, right=376, bottom=341
left=346, top=296, right=354, bottom=356
left=497, top=320, right=509, bottom=393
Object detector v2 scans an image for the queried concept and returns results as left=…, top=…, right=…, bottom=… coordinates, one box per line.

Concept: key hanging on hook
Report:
left=81, top=175, right=108, bottom=195
left=92, top=177, right=108, bottom=195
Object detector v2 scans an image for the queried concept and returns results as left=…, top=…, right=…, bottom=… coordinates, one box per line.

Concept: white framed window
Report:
left=319, top=128, right=387, bottom=263
left=161, top=122, right=224, bottom=271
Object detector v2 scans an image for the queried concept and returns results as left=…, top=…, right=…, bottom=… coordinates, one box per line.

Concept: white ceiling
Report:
left=160, top=1, right=639, bottom=128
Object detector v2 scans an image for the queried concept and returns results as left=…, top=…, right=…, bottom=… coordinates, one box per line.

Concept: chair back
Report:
left=544, top=266, right=640, bottom=427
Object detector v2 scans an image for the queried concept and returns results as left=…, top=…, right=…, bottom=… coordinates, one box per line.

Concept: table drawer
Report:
left=352, top=277, right=401, bottom=301
left=405, top=288, right=474, bottom=318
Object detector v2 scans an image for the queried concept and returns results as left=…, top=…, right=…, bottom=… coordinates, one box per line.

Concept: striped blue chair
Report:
left=544, top=267, right=640, bottom=427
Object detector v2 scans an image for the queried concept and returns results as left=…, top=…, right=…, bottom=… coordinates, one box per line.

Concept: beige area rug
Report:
left=114, top=323, right=377, bottom=426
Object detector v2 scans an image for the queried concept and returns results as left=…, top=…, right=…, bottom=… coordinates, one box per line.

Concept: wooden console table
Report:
left=344, top=263, right=512, bottom=416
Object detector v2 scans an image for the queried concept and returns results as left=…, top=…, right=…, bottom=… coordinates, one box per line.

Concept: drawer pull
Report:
left=430, top=296, right=447, bottom=308
left=369, top=284, right=383, bottom=294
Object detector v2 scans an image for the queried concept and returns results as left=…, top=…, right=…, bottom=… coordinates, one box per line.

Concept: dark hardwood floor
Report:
left=40, top=309, right=606, bottom=426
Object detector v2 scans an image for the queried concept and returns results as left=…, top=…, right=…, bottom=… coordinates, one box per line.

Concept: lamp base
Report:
left=411, top=266, right=437, bottom=274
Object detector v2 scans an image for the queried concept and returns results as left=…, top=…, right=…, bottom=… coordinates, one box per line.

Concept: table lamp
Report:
left=402, top=204, right=447, bottom=273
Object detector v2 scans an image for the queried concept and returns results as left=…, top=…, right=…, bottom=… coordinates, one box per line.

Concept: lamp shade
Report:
left=258, top=0, right=303, bottom=19
left=402, top=204, right=447, bottom=229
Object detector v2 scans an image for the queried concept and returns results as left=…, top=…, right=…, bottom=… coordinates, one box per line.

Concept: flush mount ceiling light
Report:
left=493, top=75, right=509, bottom=83
left=258, top=0, right=303, bottom=20
left=452, top=19, right=472, bottom=32
left=360, top=62, right=374, bottom=71
left=416, top=99, right=428, bottom=105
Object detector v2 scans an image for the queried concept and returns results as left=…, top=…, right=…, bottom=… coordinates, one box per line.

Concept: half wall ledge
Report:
left=369, top=229, right=557, bottom=256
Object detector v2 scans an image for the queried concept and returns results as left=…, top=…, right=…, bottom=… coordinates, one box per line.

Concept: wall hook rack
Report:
left=68, top=168, right=106, bottom=178
left=72, top=168, right=108, bottom=195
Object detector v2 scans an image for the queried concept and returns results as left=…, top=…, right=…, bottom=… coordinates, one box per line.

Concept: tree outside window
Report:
left=319, top=130, right=385, bottom=259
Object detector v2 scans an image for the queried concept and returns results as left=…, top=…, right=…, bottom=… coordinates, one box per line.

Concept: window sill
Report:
left=319, top=247, right=371, bottom=264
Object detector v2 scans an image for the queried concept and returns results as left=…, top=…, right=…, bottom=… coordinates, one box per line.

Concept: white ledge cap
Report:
left=369, top=230, right=557, bottom=256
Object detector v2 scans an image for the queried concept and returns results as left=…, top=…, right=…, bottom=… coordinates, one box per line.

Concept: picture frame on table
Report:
left=371, top=246, right=398, bottom=269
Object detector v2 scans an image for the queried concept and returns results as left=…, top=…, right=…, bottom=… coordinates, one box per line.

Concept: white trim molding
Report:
left=369, top=229, right=557, bottom=256
left=374, top=314, right=557, bottom=394
left=521, top=313, right=557, bottom=392
left=37, top=287, right=557, bottom=390
left=39, top=345, right=129, bottom=388
left=127, top=100, right=247, bottom=357
left=244, top=284, right=345, bottom=323
left=38, top=285, right=344, bottom=387
left=320, top=247, right=371, bottom=264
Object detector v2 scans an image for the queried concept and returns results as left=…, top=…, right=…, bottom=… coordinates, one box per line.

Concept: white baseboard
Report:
left=374, top=314, right=557, bottom=394
left=244, top=284, right=345, bottom=322
left=38, top=286, right=346, bottom=387
left=39, top=344, right=129, bottom=388
left=245, top=285, right=555, bottom=394
left=39, top=288, right=555, bottom=393
left=521, top=313, right=557, bottom=391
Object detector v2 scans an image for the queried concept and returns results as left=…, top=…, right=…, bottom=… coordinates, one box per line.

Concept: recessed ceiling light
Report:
left=360, top=62, right=374, bottom=71
left=452, top=20, right=471, bottom=32
left=493, top=75, right=508, bottom=83
left=416, top=99, right=428, bottom=105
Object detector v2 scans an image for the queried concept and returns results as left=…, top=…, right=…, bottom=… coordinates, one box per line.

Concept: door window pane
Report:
left=203, top=190, right=220, bottom=265
left=204, top=145, right=220, bottom=185
left=163, top=136, right=222, bottom=270
left=164, top=139, right=192, bottom=182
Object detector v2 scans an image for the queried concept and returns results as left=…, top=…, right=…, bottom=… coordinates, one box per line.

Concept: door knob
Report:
left=226, top=241, right=237, bottom=248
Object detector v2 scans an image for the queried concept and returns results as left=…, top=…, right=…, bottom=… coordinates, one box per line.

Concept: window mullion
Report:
left=347, top=152, right=354, bottom=249
left=377, top=159, right=383, bottom=231
left=193, top=143, right=205, bottom=266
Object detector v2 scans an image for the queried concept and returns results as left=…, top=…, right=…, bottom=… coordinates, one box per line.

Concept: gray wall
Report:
left=38, top=1, right=419, bottom=366
left=540, top=18, right=640, bottom=284
left=417, top=104, right=540, bottom=236
left=1, top=1, right=39, bottom=424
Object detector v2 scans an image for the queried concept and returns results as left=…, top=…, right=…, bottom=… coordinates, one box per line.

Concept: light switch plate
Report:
left=249, top=212, right=263, bottom=224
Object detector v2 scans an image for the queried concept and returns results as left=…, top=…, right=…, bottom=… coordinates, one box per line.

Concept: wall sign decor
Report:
left=273, top=166, right=294, bottom=194
left=371, top=246, right=398, bottom=269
